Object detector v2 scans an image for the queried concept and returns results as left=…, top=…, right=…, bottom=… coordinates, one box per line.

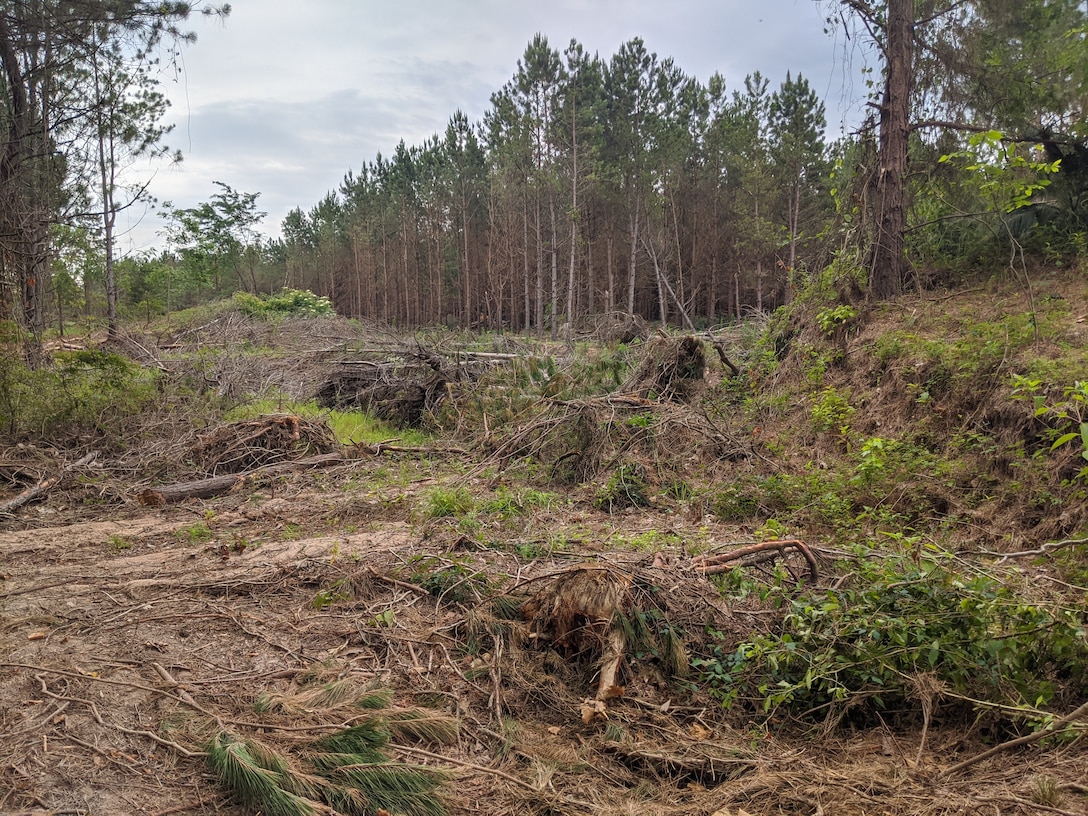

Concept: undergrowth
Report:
left=697, top=548, right=1088, bottom=725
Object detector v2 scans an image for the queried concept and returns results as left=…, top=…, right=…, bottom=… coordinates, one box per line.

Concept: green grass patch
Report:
left=227, top=398, right=431, bottom=446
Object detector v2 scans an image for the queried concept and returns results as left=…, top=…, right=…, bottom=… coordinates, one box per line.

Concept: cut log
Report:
left=137, top=452, right=344, bottom=506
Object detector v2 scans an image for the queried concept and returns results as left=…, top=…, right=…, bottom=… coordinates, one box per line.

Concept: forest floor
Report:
left=2, top=271, right=1088, bottom=816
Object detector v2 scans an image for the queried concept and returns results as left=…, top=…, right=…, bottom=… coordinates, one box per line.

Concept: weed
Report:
left=176, top=522, right=213, bottom=545
left=423, top=486, right=475, bottom=519
left=107, top=534, right=133, bottom=551
left=406, top=555, right=488, bottom=605
left=594, top=464, right=651, bottom=513
left=1012, top=376, right=1088, bottom=481
left=811, top=387, right=855, bottom=436
left=662, top=478, right=693, bottom=501
left=712, top=485, right=762, bottom=522
left=311, top=579, right=352, bottom=610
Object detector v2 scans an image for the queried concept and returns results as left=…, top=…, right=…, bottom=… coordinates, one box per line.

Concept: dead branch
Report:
left=940, top=697, right=1088, bottom=778
left=692, top=539, right=819, bottom=583
left=707, top=338, right=741, bottom=376
left=0, top=451, right=97, bottom=515
left=995, top=537, right=1088, bottom=564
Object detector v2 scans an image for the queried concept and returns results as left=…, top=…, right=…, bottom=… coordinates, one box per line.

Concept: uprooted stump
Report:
left=521, top=567, right=633, bottom=707
left=620, top=335, right=706, bottom=402
left=190, top=414, right=339, bottom=474
left=519, top=564, right=706, bottom=721
left=316, top=346, right=460, bottom=427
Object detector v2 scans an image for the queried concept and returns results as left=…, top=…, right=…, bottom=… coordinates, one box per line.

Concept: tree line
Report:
left=4, top=2, right=1088, bottom=358
left=271, top=38, right=831, bottom=334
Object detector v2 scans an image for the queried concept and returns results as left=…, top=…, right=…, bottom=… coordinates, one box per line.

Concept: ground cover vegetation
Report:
left=2, top=2, right=1088, bottom=815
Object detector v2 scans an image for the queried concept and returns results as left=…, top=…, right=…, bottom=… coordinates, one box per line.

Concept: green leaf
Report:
left=1051, top=432, right=1078, bottom=451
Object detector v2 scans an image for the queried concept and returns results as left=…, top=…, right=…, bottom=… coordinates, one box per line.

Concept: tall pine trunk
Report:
left=870, top=0, right=912, bottom=299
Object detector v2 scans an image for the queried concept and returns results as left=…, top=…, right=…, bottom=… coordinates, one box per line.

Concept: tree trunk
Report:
left=534, top=190, right=544, bottom=334
left=626, top=201, right=639, bottom=315
left=870, top=0, right=913, bottom=300
left=549, top=192, right=559, bottom=338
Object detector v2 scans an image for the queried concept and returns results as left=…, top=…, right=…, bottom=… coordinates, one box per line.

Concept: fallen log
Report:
left=692, top=539, right=818, bottom=583
left=0, top=451, right=98, bottom=515
left=137, top=452, right=344, bottom=506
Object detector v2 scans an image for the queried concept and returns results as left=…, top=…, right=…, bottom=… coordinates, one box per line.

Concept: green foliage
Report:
left=1012, top=375, right=1088, bottom=481
left=406, top=555, right=488, bottom=604
left=938, top=130, right=1061, bottom=214
left=698, top=550, right=1088, bottom=719
left=422, top=486, right=475, bottom=519
left=0, top=348, right=157, bottom=441
left=810, top=387, right=855, bottom=435
left=815, top=305, right=857, bottom=336
left=233, top=288, right=334, bottom=319
left=594, top=463, right=651, bottom=512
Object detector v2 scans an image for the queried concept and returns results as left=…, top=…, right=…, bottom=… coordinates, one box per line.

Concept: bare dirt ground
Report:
left=3, top=463, right=1087, bottom=816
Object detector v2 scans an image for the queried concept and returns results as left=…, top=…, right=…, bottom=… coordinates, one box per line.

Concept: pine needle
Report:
left=355, top=686, right=395, bottom=710
left=324, top=761, right=448, bottom=816
left=258, top=679, right=390, bottom=713
left=386, top=710, right=460, bottom=745
left=313, top=722, right=390, bottom=754
left=205, top=731, right=322, bottom=816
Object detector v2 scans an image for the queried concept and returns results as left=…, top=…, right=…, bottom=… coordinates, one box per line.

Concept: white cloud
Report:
left=121, top=0, right=870, bottom=251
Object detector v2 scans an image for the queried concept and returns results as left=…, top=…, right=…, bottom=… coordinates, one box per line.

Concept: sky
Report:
left=119, top=0, right=873, bottom=254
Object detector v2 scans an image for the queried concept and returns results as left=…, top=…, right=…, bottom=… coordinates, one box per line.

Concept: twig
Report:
left=940, top=698, right=1088, bottom=778
left=391, top=742, right=540, bottom=791
left=366, top=566, right=428, bottom=594
left=995, top=537, right=1088, bottom=564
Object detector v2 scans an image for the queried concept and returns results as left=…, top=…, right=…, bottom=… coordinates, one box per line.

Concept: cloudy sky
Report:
left=120, top=0, right=873, bottom=253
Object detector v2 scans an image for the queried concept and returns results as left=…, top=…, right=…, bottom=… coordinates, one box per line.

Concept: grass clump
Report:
left=422, top=486, right=475, bottom=519
left=594, top=463, right=651, bottom=513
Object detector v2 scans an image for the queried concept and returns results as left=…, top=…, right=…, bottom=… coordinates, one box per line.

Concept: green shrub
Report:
left=233, top=288, right=334, bottom=318
left=0, top=348, right=156, bottom=441
left=697, top=550, right=1088, bottom=719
